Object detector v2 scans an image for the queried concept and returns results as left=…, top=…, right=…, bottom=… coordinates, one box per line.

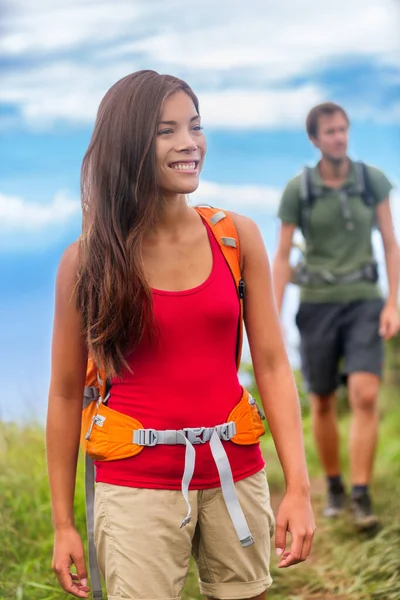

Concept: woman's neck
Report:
left=147, top=194, right=198, bottom=240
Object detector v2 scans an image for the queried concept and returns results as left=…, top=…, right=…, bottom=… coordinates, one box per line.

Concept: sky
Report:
left=1, top=0, right=399, bottom=422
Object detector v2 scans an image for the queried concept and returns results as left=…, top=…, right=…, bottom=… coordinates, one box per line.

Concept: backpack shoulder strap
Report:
left=194, top=205, right=244, bottom=370
left=353, top=161, right=376, bottom=207
left=299, top=166, right=315, bottom=236
left=84, top=357, right=108, bottom=404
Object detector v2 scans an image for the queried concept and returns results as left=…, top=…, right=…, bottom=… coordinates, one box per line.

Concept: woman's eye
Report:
left=192, top=125, right=204, bottom=131
left=158, top=129, right=173, bottom=135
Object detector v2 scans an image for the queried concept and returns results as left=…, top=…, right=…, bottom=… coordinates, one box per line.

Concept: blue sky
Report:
left=1, top=0, right=399, bottom=422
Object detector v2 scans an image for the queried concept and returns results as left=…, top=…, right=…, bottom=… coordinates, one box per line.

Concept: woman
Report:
left=47, top=70, right=315, bottom=600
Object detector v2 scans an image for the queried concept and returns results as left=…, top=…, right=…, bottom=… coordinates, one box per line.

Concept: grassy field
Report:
left=1, top=365, right=399, bottom=600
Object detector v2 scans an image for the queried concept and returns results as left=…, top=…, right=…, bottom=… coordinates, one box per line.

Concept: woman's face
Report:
left=155, top=90, right=206, bottom=196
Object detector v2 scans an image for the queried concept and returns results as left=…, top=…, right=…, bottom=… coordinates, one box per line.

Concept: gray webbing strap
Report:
left=85, top=454, right=103, bottom=600
left=132, top=423, right=252, bottom=545
left=299, top=167, right=309, bottom=202
left=209, top=430, right=254, bottom=547
left=178, top=432, right=196, bottom=528
left=133, top=423, right=236, bottom=446
left=210, top=210, right=226, bottom=225
left=334, top=268, right=364, bottom=283
left=221, top=237, right=237, bottom=248
left=299, top=167, right=312, bottom=235
left=353, top=161, right=366, bottom=195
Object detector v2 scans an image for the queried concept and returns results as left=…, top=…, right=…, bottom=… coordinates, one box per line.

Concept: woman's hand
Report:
left=52, top=526, right=90, bottom=598
left=275, top=490, right=316, bottom=568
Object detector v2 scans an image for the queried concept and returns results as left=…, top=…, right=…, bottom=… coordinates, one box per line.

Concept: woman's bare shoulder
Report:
left=226, top=211, right=266, bottom=256
left=56, top=240, right=81, bottom=293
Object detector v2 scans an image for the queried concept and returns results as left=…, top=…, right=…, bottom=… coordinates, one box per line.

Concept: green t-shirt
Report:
left=277, top=160, right=393, bottom=303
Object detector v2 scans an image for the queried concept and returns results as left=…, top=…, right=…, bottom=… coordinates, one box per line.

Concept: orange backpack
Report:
left=80, top=206, right=266, bottom=599
left=81, top=206, right=265, bottom=457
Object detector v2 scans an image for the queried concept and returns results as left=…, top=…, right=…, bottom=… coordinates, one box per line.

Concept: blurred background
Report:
left=1, top=0, right=399, bottom=422
left=0, top=1, right=399, bottom=599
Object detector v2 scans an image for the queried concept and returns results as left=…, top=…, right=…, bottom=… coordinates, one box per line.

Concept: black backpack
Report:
left=298, top=161, right=377, bottom=236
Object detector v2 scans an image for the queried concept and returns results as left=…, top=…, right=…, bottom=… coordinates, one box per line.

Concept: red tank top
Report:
left=95, top=219, right=264, bottom=489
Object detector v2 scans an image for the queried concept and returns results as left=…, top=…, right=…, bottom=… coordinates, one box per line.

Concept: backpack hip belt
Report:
left=292, top=260, right=378, bottom=286
left=81, top=386, right=265, bottom=548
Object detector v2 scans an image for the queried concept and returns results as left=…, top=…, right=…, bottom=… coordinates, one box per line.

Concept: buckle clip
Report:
left=321, top=270, right=335, bottom=284
left=135, top=428, right=158, bottom=446
left=363, top=262, right=378, bottom=283
left=215, top=422, right=236, bottom=441
left=183, top=427, right=206, bottom=444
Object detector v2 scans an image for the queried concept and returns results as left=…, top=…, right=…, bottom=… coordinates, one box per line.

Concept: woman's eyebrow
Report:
left=158, top=115, right=200, bottom=125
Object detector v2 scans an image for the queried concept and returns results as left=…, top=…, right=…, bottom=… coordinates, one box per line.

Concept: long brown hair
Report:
left=77, top=70, right=199, bottom=378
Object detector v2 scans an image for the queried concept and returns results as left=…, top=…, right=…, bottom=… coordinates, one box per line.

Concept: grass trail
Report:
left=1, top=381, right=399, bottom=600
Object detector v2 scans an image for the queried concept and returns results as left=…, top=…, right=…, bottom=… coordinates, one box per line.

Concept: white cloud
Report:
left=199, top=86, right=325, bottom=129
left=0, top=0, right=399, bottom=128
left=354, top=103, right=400, bottom=125
left=0, top=191, right=80, bottom=231
left=0, top=180, right=280, bottom=238
left=110, top=2, right=399, bottom=75
left=0, top=61, right=325, bottom=128
left=2, top=183, right=398, bottom=237
left=0, top=0, right=145, bottom=56
left=192, top=181, right=281, bottom=211
left=2, top=0, right=399, bottom=71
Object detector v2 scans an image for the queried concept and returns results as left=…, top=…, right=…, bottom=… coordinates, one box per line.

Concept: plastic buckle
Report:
left=216, top=422, right=236, bottom=441
left=292, top=262, right=310, bottom=285
left=321, top=270, right=335, bottom=284
left=135, top=429, right=158, bottom=446
left=183, top=427, right=207, bottom=444
left=364, top=263, right=378, bottom=283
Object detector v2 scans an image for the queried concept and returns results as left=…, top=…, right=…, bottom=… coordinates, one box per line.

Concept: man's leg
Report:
left=343, top=299, right=384, bottom=530
left=310, top=391, right=346, bottom=515
left=348, top=373, right=380, bottom=486
left=296, top=302, right=344, bottom=515
left=310, top=392, right=340, bottom=477
left=346, top=372, right=380, bottom=530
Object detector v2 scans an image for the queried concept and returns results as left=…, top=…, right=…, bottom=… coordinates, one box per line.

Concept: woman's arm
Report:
left=232, top=213, right=315, bottom=568
left=46, top=242, right=90, bottom=598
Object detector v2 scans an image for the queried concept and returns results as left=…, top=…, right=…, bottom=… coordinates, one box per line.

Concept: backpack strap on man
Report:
left=194, top=205, right=244, bottom=370
left=299, top=166, right=318, bottom=236
left=353, top=161, right=376, bottom=207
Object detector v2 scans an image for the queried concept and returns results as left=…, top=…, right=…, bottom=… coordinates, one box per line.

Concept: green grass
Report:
left=259, top=384, right=400, bottom=600
left=1, top=372, right=399, bottom=600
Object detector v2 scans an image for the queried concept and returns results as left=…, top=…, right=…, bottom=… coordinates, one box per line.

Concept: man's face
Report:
left=311, top=111, right=349, bottom=163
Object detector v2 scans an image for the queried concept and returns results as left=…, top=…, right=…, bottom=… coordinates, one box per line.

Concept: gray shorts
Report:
left=295, top=298, right=384, bottom=396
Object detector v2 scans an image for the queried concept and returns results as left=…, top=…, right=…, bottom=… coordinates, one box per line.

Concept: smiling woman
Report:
left=46, top=70, right=315, bottom=600
left=156, top=93, right=205, bottom=201
left=77, top=73, right=206, bottom=375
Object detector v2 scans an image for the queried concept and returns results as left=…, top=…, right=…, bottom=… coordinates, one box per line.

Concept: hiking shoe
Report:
left=323, top=488, right=347, bottom=517
left=350, top=492, right=380, bottom=531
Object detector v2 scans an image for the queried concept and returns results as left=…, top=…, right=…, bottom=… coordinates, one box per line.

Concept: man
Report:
left=272, top=102, right=399, bottom=530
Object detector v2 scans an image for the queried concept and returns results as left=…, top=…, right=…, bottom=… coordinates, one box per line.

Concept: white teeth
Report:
left=172, top=162, right=196, bottom=170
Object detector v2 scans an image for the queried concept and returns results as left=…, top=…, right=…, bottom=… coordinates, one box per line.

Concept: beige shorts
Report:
left=94, top=469, right=275, bottom=599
